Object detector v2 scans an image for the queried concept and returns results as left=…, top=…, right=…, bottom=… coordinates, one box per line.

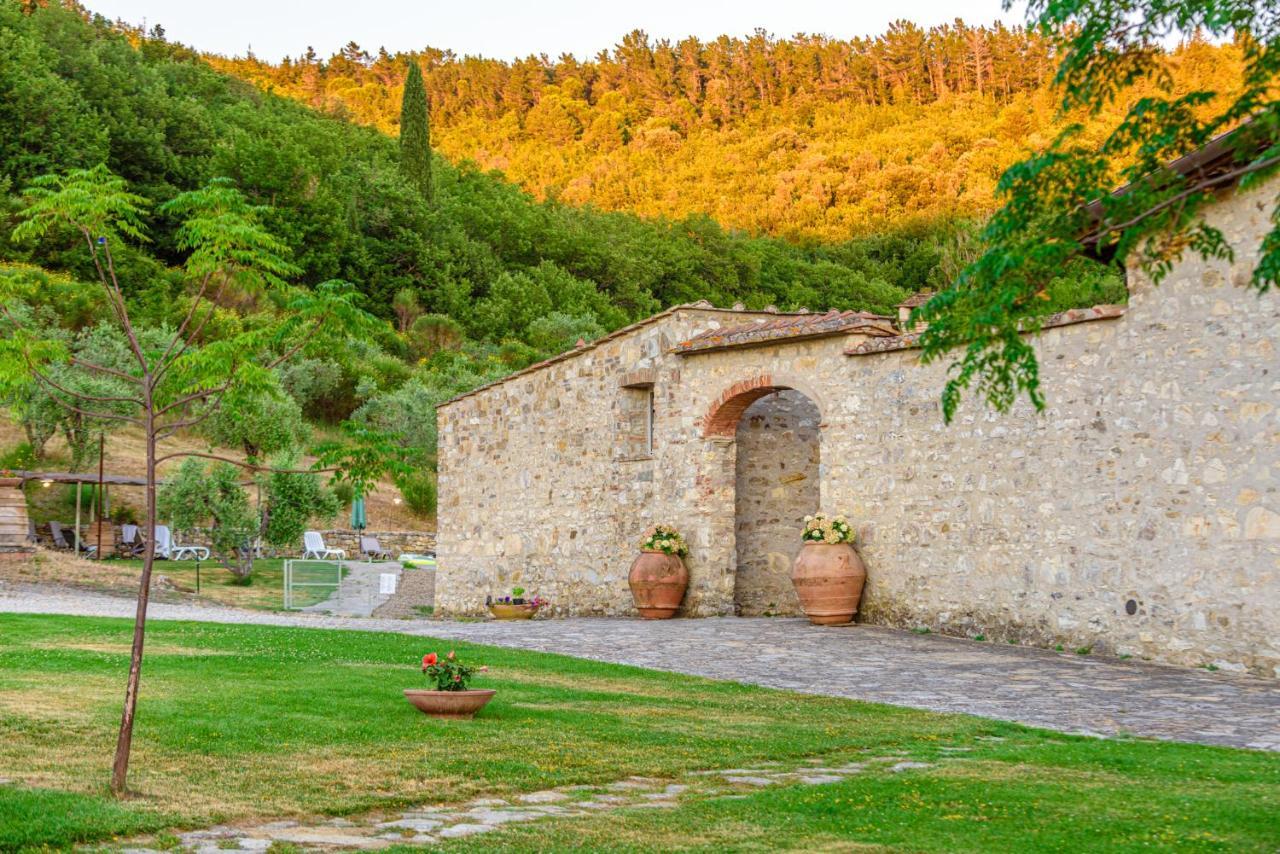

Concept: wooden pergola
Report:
left=14, top=470, right=155, bottom=557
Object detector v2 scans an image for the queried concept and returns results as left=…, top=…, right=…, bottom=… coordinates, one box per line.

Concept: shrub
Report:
left=396, top=470, right=437, bottom=518
left=0, top=443, right=36, bottom=470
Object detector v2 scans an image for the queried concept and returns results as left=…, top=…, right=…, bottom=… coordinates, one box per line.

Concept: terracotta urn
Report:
left=488, top=603, right=540, bottom=620
left=790, top=542, right=867, bottom=625
left=403, top=689, right=496, bottom=719
left=628, top=550, right=689, bottom=619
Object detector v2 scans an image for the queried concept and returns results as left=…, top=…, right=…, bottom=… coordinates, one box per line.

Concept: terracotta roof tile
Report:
left=675, top=309, right=898, bottom=354
left=897, top=291, right=934, bottom=309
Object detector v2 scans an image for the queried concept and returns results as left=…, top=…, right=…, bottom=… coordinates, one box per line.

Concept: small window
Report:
left=645, top=387, right=655, bottom=456
left=618, top=384, right=655, bottom=459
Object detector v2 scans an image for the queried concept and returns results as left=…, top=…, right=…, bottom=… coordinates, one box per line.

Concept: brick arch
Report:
left=699, top=373, right=825, bottom=438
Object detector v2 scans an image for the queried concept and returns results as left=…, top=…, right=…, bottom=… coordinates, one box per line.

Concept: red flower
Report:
left=422, top=653, right=438, bottom=668
left=453, top=674, right=461, bottom=682
left=447, top=651, right=456, bottom=661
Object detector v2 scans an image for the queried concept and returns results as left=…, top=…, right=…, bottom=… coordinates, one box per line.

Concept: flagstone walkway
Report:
left=3, top=583, right=1278, bottom=751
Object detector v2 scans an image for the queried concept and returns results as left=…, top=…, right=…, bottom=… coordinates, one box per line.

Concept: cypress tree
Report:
left=399, top=61, right=433, bottom=203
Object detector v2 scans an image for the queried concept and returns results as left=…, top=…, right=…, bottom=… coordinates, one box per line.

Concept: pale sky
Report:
left=85, top=0, right=1021, bottom=62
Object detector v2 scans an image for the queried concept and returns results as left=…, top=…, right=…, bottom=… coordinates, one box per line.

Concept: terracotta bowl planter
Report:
left=791, top=542, right=867, bottom=625
left=628, top=550, right=689, bottom=619
left=403, top=689, right=496, bottom=719
left=488, top=603, right=541, bottom=620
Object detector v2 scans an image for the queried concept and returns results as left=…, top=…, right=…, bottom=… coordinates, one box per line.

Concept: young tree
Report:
left=399, top=61, right=434, bottom=203
left=0, top=165, right=384, bottom=795
left=917, top=0, right=1279, bottom=420
left=391, top=286, right=423, bottom=333
left=159, top=457, right=339, bottom=581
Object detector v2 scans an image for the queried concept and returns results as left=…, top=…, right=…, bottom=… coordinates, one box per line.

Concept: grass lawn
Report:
left=2, top=554, right=349, bottom=611
left=0, top=614, right=1277, bottom=852
left=113, top=557, right=354, bottom=610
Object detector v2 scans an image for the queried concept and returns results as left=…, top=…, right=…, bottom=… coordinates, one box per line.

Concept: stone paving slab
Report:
left=2, top=583, right=1277, bottom=751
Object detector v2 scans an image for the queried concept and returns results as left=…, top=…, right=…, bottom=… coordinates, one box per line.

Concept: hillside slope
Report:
left=209, top=25, right=1243, bottom=242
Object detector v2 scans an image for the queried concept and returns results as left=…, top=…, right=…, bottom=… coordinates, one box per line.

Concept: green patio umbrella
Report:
left=350, top=493, right=367, bottom=531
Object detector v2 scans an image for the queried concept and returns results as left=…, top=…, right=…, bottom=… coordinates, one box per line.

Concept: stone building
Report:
left=436, top=174, right=1280, bottom=678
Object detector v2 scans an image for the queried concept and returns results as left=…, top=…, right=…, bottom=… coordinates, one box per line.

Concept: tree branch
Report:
left=1090, top=154, right=1280, bottom=242
left=154, top=450, right=335, bottom=475
left=69, top=357, right=141, bottom=384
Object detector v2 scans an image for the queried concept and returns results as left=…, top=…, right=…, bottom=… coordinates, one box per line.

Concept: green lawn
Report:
left=0, top=615, right=1276, bottom=852
left=110, top=558, right=347, bottom=610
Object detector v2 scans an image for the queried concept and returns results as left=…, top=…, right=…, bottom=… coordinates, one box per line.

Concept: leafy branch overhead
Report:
left=917, top=0, right=1279, bottom=421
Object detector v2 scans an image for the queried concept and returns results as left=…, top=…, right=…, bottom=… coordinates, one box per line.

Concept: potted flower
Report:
left=791, top=514, right=867, bottom=625
left=403, top=650, right=494, bottom=719
left=628, top=524, right=689, bottom=619
left=487, top=587, right=547, bottom=620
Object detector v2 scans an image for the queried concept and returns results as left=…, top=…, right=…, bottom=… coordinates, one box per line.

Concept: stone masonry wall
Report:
left=437, top=178, right=1280, bottom=676
left=734, top=391, right=817, bottom=616
left=174, top=529, right=435, bottom=559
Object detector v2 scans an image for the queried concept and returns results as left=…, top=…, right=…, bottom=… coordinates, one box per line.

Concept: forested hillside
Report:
left=0, top=2, right=1129, bottom=516
left=209, top=24, right=1244, bottom=241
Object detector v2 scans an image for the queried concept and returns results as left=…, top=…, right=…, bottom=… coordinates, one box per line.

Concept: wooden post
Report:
left=75, top=481, right=82, bottom=555
left=96, top=434, right=105, bottom=560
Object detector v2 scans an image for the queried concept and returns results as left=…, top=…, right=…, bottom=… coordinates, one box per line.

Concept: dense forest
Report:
left=0, top=1, right=1133, bottom=510
left=208, top=24, right=1244, bottom=241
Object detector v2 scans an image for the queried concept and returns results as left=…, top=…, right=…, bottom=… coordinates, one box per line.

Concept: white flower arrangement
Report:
left=640, top=524, right=689, bottom=557
left=801, top=513, right=855, bottom=545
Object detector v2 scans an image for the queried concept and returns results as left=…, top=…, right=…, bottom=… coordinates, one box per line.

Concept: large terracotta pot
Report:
left=628, top=549, right=688, bottom=619
left=791, top=542, right=866, bottom=625
left=0, top=478, right=33, bottom=560
left=403, top=689, right=496, bottom=719
left=488, top=603, right=540, bottom=620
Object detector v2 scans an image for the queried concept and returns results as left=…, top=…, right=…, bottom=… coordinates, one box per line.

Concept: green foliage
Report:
left=399, top=61, right=434, bottom=203
left=0, top=441, right=36, bottom=470
left=260, top=462, right=339, bottom=550
left=918, top=0, right=1278, bottom=420
left=351, top=377, right=445, bottom=463
left=159, top=457, right=339, bottom=579
left=201, top=386, right=307, bottom=462
left=331, top=480, right=354, bottom=509
left=159, top=459, right=258, bottom=580
left=406, top=313, right=463, bottom=362
left=420, top=649, right=480, bottom=691
left=395, top=469, right=437, bottom=518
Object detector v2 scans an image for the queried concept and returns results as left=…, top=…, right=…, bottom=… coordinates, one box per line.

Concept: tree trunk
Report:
left=110, top=399, right=155, bottom=795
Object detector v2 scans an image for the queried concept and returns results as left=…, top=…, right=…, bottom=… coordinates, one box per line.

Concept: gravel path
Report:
left=3, top=583, right=1277, bottom=751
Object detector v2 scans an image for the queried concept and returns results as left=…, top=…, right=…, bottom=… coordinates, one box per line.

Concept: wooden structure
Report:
left=11, top=470, right=152, bottom=558
left=0, top=476, right=33, bottom=560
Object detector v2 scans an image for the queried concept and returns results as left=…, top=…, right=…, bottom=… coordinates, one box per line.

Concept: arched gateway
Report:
left=699, top=375, right=824, bottom=616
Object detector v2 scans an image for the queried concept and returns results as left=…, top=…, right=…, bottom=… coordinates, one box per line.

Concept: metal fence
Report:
left=283, top=558, right=344, bottom=610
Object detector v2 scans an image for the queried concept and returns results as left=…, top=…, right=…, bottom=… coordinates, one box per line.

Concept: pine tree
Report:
left=400, top=61, right=433, bottom=203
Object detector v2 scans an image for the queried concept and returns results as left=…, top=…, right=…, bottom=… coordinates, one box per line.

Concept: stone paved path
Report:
left=3, top=583, right=1277, bottom=751
left=152, top=756, right=923, bottom=852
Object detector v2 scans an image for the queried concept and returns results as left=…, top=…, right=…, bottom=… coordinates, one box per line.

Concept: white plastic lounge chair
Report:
left=155, top=525, right=209, bottom=561
left=302, top=531, right=345, bottom=560
left=119, top=524, right=144, bottom=557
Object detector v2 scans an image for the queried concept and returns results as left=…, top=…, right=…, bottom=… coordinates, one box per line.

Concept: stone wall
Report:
left=437, top=178, right=1280, bottom=676
left=733, top=391, right=816, bottom=615
left=174, top=528, right=435, bottom=559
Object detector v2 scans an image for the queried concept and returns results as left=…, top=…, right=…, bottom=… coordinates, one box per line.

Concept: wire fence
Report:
left=282, top=559, right=345, bottom=610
